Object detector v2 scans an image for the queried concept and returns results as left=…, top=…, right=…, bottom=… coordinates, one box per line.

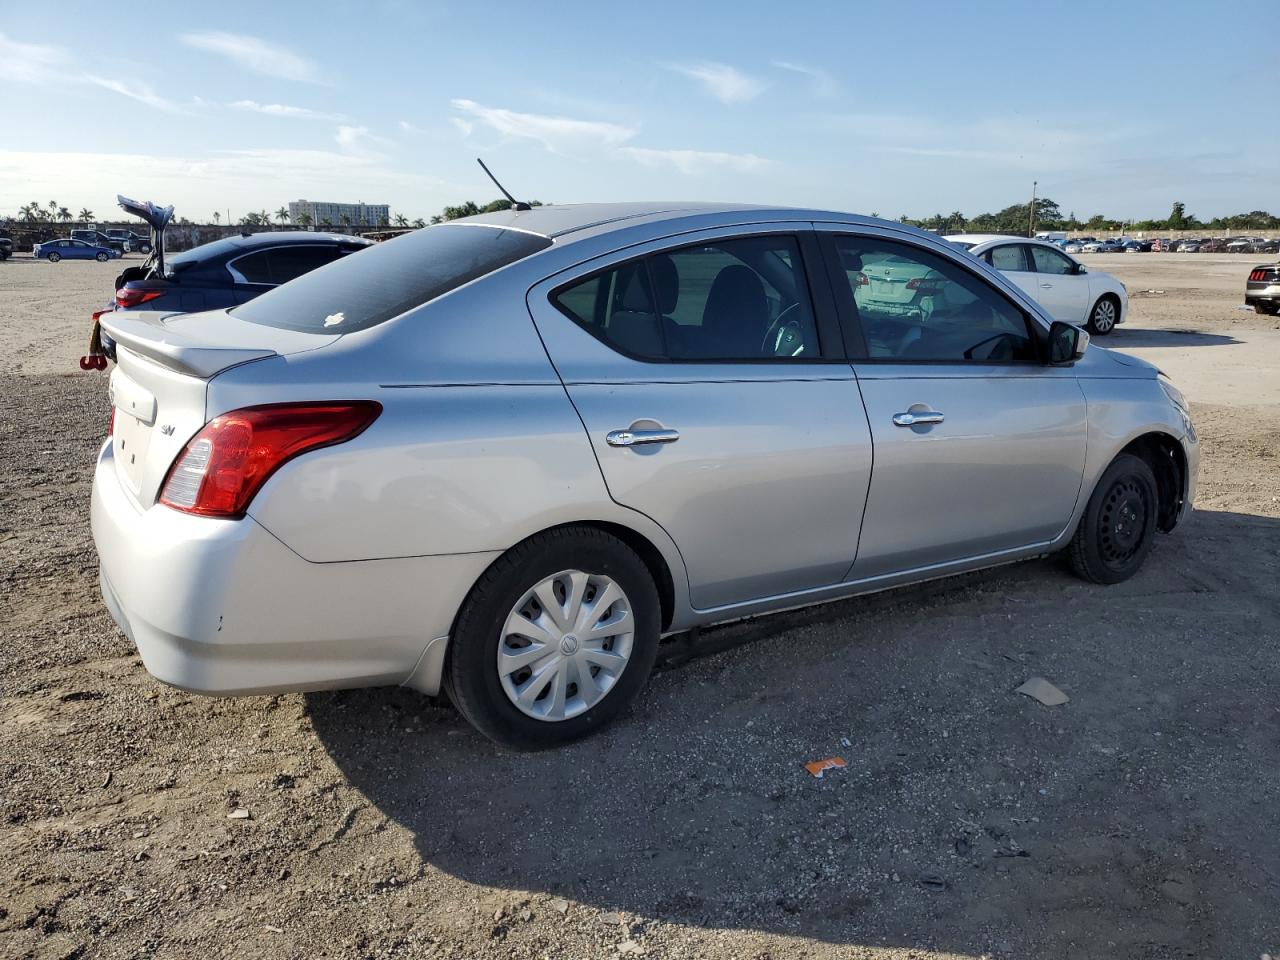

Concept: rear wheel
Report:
left=47, top=252, right=61, bottom=263
left=96, top=252, right=109, bottom=262
left=1087, top=295, right=1119, bottom=335
left=1067, top=454, right=1159, bottom=584
left=1255, top=302, right=1279, bottom=316
left=446, top=526, right=661, bottom=749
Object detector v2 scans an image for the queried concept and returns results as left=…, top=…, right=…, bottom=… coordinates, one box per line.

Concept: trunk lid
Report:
left=102, top=309, right=338, bottom=508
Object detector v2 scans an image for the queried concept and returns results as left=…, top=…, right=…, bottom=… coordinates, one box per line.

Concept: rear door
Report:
left=820, top=226, right=1087, bottom=578
left=984, top=242, right=1039, bottom=302
left=527, top=225, right=873, bottom=611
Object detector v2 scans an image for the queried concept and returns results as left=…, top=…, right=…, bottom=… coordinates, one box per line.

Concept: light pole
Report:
left=1028, top=180, right=1037, bottom=238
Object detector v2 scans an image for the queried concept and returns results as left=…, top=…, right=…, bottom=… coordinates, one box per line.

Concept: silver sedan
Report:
left=91, top=203, right=1199, bottom=748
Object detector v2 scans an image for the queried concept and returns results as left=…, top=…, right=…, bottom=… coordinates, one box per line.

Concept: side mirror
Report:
left=1048, top=321, right=1089, bottom=365
left=1074, top=263, right=1087, bottom=275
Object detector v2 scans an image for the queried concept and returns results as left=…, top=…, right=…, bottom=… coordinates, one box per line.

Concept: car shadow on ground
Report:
left=309, top=509, right=1280, bottom=955
left=1103, top=328, right=1239, bottom=348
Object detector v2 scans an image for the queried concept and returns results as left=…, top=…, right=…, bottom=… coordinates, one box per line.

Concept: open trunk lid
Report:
left=102, top=309, right=339, bottom=508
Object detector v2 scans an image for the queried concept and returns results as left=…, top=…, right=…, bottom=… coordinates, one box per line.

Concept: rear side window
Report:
left=229, top=245, right=350, bottom=285
left=552, top=235, right=820, bottom=361
left=231, top=226, right=551, bottom=333
left=987, top=245, right=1029, bottom=271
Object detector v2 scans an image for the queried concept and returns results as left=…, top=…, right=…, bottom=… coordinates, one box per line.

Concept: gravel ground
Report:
left=1, top=255, right=1278, bottom=959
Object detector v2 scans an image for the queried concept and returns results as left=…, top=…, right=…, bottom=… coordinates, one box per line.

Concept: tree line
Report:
left=896, top=200, right=1280, bottom=236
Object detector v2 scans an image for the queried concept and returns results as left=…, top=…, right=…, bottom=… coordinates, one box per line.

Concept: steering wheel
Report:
left=761, top=302, right=805, bottom=357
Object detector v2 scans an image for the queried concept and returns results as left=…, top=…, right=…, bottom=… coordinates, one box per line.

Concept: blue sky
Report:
left=2, top=0, right=1276, bottom=223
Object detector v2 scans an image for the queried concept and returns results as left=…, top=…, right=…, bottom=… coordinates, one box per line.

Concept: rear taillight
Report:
left=115, top=287, right=164, bottom=309
left=853, top=271, right=869, bottom=286
left=159, top=402, right=382, bottom=518
left=906, top=277, right=948, bottom=292
left=1250, top=269, right=1270, bottom=282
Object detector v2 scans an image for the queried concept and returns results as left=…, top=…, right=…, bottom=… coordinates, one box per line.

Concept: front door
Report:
left=528, top=227, right=873, bottom=610
left=822, top=229, right=1087, bottom=578
left=1027, top=243, right=1090, bottom=322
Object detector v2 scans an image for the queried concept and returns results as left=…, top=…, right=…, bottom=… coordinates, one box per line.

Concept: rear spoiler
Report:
left=101, top=311, right=278, bottom=379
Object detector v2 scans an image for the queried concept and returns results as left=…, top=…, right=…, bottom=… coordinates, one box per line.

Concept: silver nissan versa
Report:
left=92, top=203, right=1199, bottom=748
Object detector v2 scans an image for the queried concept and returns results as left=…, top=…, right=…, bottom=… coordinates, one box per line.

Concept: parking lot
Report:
left=1, top=253, right=1278, bottom=959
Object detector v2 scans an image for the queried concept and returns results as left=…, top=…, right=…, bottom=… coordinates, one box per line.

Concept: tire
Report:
left=1067, top=453, right=1159, bottom=585
left=1087, top=295, right=1120, bottom=335
left=47, top=252, right=61, bottom=263
left=445, top=526, right=661, bottom=749
left=1256, top=302, right=1279, bottom=316
left=96, top=252, right=109, bottom=262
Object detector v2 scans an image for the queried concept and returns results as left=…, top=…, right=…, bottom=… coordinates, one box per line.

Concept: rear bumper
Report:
left=91, top=441, right=496, bottom=696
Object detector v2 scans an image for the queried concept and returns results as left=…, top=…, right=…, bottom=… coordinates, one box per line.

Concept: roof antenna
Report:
left=477, top=158, right=531, bottom=211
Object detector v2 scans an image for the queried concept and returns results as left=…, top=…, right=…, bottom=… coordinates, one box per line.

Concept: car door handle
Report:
left=606, top=428, right=680, bottom=447
left=1040, top=282, right=1054, bottom=289
left=892, top=411, right=945, bottom=427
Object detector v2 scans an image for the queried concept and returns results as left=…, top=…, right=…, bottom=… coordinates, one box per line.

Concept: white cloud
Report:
left=772, top=60, right=837, bottom=98
left=450, top=98, right=636, bottom=154
left=84, top=75, right=183, bottom=113
left=398, top=119, right=425, bottom=134
left=335, top=125, right=393, bottom=153
left=229, top=99, right=342, bottom=121
left=664, top=62, right=764, bottom=104
left=621, top=147, right=770, bottom=175
left=179, top=32, right=323, bottom=83
left=0, top=32, right=67, bottom=83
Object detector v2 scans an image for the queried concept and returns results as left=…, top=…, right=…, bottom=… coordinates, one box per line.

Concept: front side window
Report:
left=832, top=236, right=1038, bottom=363
left=1030, top=245, right=1076, bottom=276
left=552, top=235, right=819, bottom=361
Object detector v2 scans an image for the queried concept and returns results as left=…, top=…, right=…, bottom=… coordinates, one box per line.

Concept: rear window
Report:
left=230, top=225, right=552, bottom=333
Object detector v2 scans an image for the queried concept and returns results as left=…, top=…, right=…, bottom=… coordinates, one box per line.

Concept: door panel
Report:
left=1028, top=245, right=1089, bottom=321
left=526, top=223, right=873, bottom=611
left=567, top=376, right=872, bottom=608
left=852, top=367, right=1087, bottom=577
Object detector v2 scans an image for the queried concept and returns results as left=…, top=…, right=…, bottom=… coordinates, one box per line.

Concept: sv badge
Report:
left=159, top=424, right=176, bottom=436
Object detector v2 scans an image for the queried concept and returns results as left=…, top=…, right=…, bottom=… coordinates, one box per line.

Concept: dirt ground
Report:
left=1, top=252, right=1277, bottom=960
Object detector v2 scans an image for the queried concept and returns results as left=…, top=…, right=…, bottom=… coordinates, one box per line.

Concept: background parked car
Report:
left=0, top=236, right=12, bottom=261
left=947, top=234, right=1128, bottom=334
left=1082, top=239, right=1124, bottom=253
left=1150, top=238, right=1176, bottom=251
left=71, top=229, right=126, bottom=253
left=1176, top=239, right=1203, bottom=253
left=1246, top=262, right=1280, bottom=315
left=1120, top=239, right=1151, bottom=252
left=111, top=231, right=375, bottom=313
left=106, top=228, right=153, bottom=254
left=34, top=238, right=121, bottom=262
left=1199, top=239, right=1226, bottom=253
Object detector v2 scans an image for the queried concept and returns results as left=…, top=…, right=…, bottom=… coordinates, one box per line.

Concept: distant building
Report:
left=287, top=200, right=390, bottom=227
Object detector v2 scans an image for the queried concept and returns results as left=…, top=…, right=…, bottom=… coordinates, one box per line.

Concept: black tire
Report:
left=445, top=525, right=661, bottom=749
left=47, top=252, right=61, bottom=263
left=1067, top=453, right=1159, bottom=584
left=96, top=252, right=109, bottom=262
left=1255, top=302, right=1279, bottom=316
left=1086, top=294, right=1120, bottom=335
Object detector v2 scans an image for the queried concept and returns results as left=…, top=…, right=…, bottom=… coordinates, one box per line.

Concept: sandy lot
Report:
left=1, top=253, right=1277, bottom=959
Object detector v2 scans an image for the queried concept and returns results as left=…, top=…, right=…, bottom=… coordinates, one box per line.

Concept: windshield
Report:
left=230, top=225, right=552, bottom=333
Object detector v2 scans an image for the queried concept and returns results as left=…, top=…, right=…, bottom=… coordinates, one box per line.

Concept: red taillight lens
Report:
left=115, top=287, right=164, bottom=309
left=159, top=402, right=382, bottom=518
left=853, top=271, right=869, bottom=286
left=1250, top=269, right=1268, bottom=281
left=906, top=276, right=948, bottom=292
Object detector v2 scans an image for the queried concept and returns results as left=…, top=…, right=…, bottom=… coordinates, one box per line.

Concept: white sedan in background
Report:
left=947, top=234, right=1128, bottom=334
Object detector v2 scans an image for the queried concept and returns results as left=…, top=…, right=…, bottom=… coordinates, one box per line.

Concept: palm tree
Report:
left=258, top=210, right=271, bottom=229
left=295, top=212, right=313, bottom=228
left=275, top=206, right=290, bottom=226
left=411, top=218, right=425, bottom=228
left=212, top=211, right=221, bottom=226
left=339, top=214, right=351, bottom=229
left=58, top=207, right=72, bottom=223
left=77, top=208, right=93, bottom=223
left=393, top=213, right=408, bottom=227
left=320, top=217, right=333, bottom=228
left=47, top=200, right=59, bottom=219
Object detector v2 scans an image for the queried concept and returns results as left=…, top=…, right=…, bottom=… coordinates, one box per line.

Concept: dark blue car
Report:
left=113, top=231, right=375, bottom=312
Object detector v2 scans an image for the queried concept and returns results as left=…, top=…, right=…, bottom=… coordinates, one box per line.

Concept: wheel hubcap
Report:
left=1099, top=479, right=1147, bottom=565
left=1094, top=300, right=1116, bottom=332
left=497, top=570, right=634, bottom=722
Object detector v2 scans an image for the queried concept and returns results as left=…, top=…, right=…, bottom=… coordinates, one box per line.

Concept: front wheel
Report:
left=1067, top=454, right=1159, bottom=584
left=445, top=526, right=661, bottom=749
left=1087, top=295, right=1119, bottom=335
left=47, top=252, right=61, bottom=263
left=96, top=252, right=109, bottom=262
